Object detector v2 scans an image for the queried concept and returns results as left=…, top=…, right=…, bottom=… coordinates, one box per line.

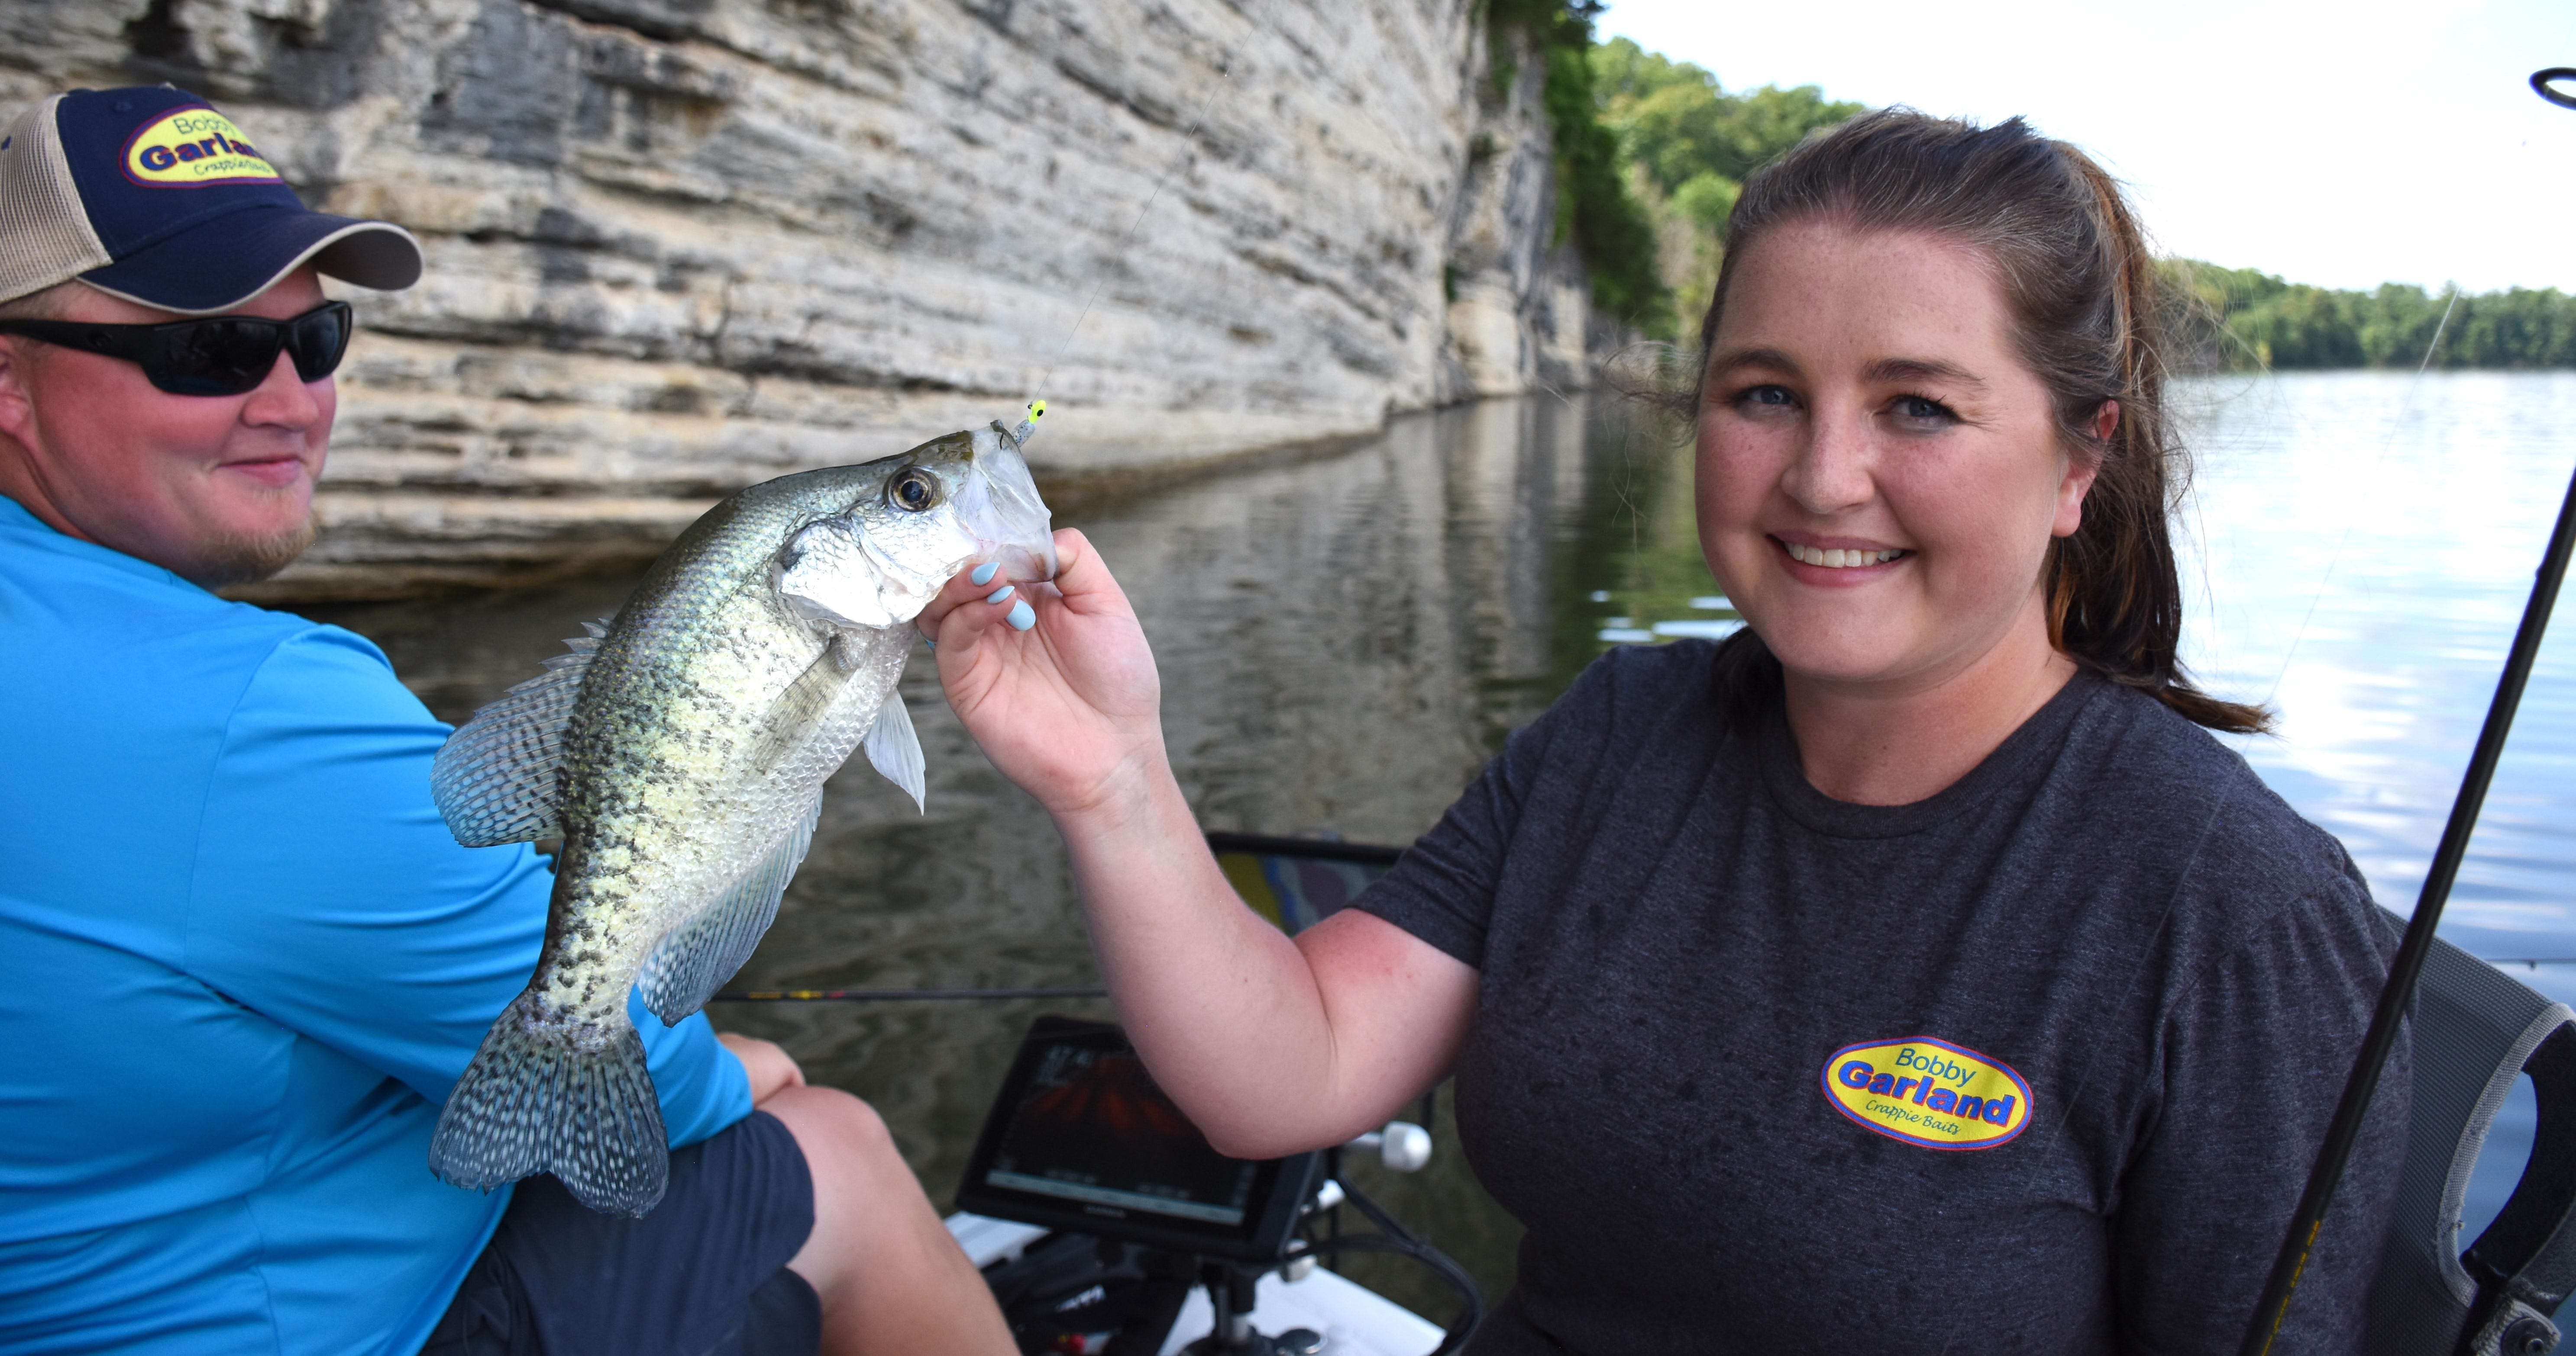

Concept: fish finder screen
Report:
left=981, top=1040, right=1259, bottom=1226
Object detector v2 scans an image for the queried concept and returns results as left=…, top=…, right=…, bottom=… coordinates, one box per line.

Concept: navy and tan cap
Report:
left=0, top=85, right=421, bottom=314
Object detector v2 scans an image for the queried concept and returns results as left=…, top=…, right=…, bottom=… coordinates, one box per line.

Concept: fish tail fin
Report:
left=429, top=991, right=668, bottom=1217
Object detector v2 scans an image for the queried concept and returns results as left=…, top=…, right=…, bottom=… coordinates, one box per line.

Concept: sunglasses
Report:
left=0, top=300, right=354, bottom=397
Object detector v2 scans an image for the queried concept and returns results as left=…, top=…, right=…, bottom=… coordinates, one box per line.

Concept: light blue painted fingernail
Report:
left=970, top=562, right=999, bottom=586
left=985, top=585, right=1015, bottom=605
left=1007, top=599, right=1035, bottom=631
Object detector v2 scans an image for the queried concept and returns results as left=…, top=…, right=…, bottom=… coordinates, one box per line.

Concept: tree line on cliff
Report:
left=1508, top=12, right=2574, bottom=370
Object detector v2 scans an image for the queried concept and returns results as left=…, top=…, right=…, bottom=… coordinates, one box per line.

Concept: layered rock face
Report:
left=3, top=0, right=1600, bottom=597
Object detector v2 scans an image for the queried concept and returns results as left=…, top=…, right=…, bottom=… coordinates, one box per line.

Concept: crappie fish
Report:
left=426, top=406, right=1057, bottom=1216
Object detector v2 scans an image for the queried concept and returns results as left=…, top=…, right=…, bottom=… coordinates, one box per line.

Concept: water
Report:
left=2178, top=371, right=2576, bottom=1244
left=313, top=372, right=2576, bottom=1320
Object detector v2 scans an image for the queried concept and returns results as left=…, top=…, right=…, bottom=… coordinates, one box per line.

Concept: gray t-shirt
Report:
left=1359, top=639, right=2405, bottom=1354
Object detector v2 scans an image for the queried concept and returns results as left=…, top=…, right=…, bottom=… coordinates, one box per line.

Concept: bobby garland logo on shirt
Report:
left=1821, top=1036, right=2032, bottom=1150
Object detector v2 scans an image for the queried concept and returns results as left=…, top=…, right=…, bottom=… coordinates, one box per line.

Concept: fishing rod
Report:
left=712, top=985, right=1107, bottom=1003
left=2240, top=67, right=2576, bottom=1351
left=2537, top=68, right=2576, bottom=111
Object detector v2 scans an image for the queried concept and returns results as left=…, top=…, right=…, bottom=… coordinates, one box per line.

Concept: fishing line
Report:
left=2255, top=283, right=2459, bottom=709
left=2239, top=70, right=2576, bottom=1349
left=1023, top=55, right=1239, bottom=407
left=711, top=985, right=1108, bottom=1002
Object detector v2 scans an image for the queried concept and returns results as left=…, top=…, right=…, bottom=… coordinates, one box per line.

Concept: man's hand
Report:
left=718, top=1031, right=807, bottom=1106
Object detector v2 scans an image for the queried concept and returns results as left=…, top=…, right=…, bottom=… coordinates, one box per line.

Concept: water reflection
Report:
left=311, top=373, right=2576, bottom=1320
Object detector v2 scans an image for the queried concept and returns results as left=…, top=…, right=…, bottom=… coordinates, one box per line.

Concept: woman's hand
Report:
left=718, top=1031, right=806, bottom=1106
left=916, top=529, right=1167, bottom=822
left=915, top=527, right=1477, bottom=1156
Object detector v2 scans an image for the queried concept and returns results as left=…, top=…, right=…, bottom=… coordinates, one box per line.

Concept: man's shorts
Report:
left=420, top=1111, right=821, bottom=1356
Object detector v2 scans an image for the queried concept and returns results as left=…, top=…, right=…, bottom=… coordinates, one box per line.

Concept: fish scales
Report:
left=427, top=411, right=1056, bottom=1216
left=548, top=484, right=868, bottom=975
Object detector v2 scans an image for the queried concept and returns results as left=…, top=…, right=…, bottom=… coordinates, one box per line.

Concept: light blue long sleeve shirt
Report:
left=0, top=497, right=753, bottom=1354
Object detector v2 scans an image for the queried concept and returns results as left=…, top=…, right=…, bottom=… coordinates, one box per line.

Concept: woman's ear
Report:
left=2053, top=400, right=2116, bottom=539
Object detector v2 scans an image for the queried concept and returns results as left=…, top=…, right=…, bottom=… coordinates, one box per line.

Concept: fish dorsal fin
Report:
left=636, top=793, right=821, bottom=1025
left=863, top=688, right=926, bottom=812
left=429, top=620, right=612, bottom=846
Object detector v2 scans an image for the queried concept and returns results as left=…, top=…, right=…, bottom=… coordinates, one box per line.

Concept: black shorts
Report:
left=420, top=1111, right=821, bottom=1356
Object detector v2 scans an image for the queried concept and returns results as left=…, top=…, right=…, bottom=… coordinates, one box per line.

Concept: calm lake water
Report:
left=2179, top=371, right=2576, bottom=1246
left=312, top=371, right=2576, bottom=1324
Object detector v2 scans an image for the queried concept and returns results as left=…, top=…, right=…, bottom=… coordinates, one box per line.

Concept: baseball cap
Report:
left=0, top=85, right=421, bottom=315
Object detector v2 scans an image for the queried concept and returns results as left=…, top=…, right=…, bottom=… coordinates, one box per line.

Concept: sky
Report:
left=1596, top=0, right=2576, bottom=294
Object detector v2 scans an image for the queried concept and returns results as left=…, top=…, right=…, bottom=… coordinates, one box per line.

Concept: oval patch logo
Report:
left=1821, top=1036, right=2031, bottom=1151
left=122, top=107, right=280, bottom=187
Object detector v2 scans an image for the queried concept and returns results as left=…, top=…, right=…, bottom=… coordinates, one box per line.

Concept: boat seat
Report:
left=2368, top=929, right=2576, bottom=1354
left=1207, top=831, right=1401, bottom=937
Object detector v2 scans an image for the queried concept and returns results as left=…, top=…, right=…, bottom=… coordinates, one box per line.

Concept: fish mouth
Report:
left=957, top=423, right=1059, bottom=582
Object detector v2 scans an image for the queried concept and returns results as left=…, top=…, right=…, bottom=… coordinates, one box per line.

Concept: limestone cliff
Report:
left=2, top=0, right=1604, bottom=597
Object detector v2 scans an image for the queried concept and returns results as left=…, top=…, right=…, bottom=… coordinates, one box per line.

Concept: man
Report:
left=0, top=86, right=1013, bottom=1356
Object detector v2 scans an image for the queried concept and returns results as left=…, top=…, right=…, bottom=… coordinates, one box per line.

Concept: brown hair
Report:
left=0, top=281, right=77, bottom=321
left=1698, top=109, right=2266, bottom=734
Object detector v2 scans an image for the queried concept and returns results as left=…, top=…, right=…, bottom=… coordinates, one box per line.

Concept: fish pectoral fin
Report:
left=429, top=622, right=607, bottom=846
left=637, top=795, right=822, bottom=1026
left=863, top=688, right=926, bottom=813
left=747, top=637, right=854, bottom=771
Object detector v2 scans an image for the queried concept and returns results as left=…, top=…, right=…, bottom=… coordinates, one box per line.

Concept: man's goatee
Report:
left=191, top=513, right=317, bottom=588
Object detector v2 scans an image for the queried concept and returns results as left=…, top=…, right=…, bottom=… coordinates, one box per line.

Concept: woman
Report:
left=919, top=111, right=2404, bottom=1352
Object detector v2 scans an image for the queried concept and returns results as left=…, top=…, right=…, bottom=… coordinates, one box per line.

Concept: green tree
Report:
left=1670, top=173, right=1738, bottom=236
left=2447, top=289, right=2576, bottom=368
left=1590, top=39, right=1862, bottom=201
left=2157, top=258, right=2576, bottom=371
left=1489, top=3, right=1668, bottom=329
left=1590, top=42, right=1733, bottom=193
left=1579, top=43, right=2573, bottom=368
left=1587, top=36, right=1863, bottom=336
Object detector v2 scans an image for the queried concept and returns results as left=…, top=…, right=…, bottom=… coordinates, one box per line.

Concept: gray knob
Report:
left=2503, top=1317, right=2560, bottom=1356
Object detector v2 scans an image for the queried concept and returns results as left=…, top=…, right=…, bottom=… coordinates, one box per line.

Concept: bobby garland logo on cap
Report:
left=0, top=85, right=421, bottom=315
left=123, top=107, right=278, bottom=187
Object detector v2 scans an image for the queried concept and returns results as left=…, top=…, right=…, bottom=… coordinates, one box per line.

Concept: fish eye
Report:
left=889, top=467, right=941, bottom=513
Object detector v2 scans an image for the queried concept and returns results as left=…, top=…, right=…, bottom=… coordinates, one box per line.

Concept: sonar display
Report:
left=982, top=1040, right=1259, bottom=1225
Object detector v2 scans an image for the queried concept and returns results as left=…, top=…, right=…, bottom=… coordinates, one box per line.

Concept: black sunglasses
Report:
left=0, top=300, right=354, bottom=397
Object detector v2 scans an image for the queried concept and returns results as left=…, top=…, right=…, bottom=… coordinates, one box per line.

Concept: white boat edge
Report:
left=944, top=1211, right=1450, bottom=1356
